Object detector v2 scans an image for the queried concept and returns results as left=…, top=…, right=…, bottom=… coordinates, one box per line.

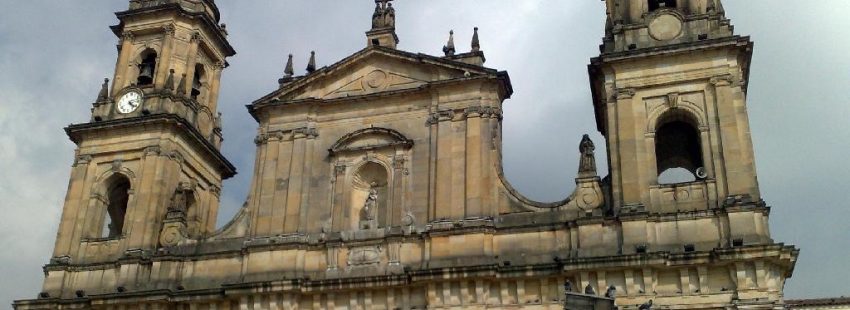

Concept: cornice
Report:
left=65, top=114, right=236, bottom=179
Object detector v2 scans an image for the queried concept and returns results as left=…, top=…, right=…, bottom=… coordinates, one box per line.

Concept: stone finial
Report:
left=471, top=27, right=481, bottom=52
left=96, top=78, right=109, bottom=102
left=176, top=73, right=187, bottom=96
left=306, top=51, right=316, bottom=73
left=367, top=0, right=399, bottom=48
left=371, top=0, right=395, bottom=29
left=164, top=69, right=175, bottom=92
left=383, top=1, right=396, bottom=28
left=371, top=2, right=385, bottom=29
left=442, top=30, right=456, bottom=56
left=284, top=54, right=294, bottom=77
left=706, top=0, right=716, bottom=13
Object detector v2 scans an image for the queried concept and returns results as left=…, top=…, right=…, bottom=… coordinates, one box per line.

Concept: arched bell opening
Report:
left=136, top=49, right=158, bottom=86
left=191, top=64, right=206, bottom=101
left=350, top=161, right=390, bottom=230
left=649, top=0, right=678, bottom=11
left=102, top=174, right=131, bottom=239
left=655, top=110, right=704, bottom=185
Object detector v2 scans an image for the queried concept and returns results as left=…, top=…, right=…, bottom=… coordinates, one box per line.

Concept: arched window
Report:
left=137, top=50, right=158, bottom=86
left=191, top=64, right=205, bottom=101
left=649, top=0, right=677, bottom=11
left=102, top=175, right=130, bottom=238
left=655, top=112, right=703, bottom=184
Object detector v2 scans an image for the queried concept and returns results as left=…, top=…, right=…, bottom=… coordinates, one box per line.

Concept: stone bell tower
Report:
left=590, top=0, right=754, bottom=215
left=590, top=0, right=797, bottom=308
left=41, top=0, right=235, bottom=299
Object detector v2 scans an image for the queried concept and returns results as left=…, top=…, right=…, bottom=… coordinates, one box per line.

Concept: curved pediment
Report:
left=329, top=127, right=413, bottom=155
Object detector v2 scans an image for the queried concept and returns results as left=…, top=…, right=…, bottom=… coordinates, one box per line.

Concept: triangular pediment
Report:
left=322, top=68, right=427, bottom=100
left=254, top=47, right=501, bottom=104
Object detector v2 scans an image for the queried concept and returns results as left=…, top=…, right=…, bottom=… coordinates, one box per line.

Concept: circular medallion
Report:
left=363, top=70, right=388, bottom=89
left=648, top=13, right=683, bottom=41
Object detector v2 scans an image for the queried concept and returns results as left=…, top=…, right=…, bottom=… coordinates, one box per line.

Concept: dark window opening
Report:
left=372, top=39, right=380, bottom=46
left=136, top=51, right=157, bottom=86
left=649, top=0, right=677, bottom=11
left=191, top=64, right=204, bottom=100
left=102, top=176, right=130, bottom=238
left=656, top=113, right=704, bottom=184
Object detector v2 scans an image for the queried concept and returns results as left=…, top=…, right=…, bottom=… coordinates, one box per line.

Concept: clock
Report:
left=116, top=90, right=143, bottom=114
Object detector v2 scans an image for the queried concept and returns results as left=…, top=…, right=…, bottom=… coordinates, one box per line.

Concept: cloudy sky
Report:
left=1, top=0, right=849, bottom=307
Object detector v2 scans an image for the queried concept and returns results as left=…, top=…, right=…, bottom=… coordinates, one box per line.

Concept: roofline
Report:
left=112, top=3, right=236, bottom=57
left=247, top=74, right=511, bottom=122
left=252, top=46, right=510, bottom=106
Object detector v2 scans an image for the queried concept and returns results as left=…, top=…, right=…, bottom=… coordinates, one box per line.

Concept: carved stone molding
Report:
left=143, top=146, right=162, bottom=158
left=111, top=159, right=124, bottom=172
left=255, top=127, right=319, bottom=145
left=190, top=32, right=203, bottom=43
left=428, top=107, right=503, bottom=125
left=615, top=88, right=636, bottom=100
left=331, top=164, right=347, bottom=183
left=167, top=151, right=185, bottom=165
left=74, top=155, right=93, bottom=167
left=329, top=127, right=412, bottom=156
left=121, top=32, right=135, bottom=42
left=666, top=92, right=680, bottom=109
left=347, top=245, right=382, bottom=267
left=426, top=110, right=455, bottom=125
left=162, top=24, right=176, bottom=36
left=254, top=132, right=269, bottom=146
left=709, top=74, right=734, bottom=87
left=209, top=184, right=222, bottom=198
left=292, top=127, right=319, bottom=140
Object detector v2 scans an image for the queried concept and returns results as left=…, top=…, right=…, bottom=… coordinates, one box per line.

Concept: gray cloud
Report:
left=1, top=1, right=847, bottom=307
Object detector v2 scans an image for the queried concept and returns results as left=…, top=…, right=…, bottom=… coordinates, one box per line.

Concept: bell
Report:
left=191, top=75, right=202, bottom=99
left=137, top=64, right=154, bottom=85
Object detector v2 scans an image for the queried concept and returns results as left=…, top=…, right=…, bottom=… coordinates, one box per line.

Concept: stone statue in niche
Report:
left=578, top=134, right=597, bottom=177
left=359, top=182, right=379, bottom=230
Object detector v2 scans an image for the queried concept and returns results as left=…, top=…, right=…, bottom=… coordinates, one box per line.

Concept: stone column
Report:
left=154, top=25, right=176, bottom=90
left=113, top=33, right=135, bottom=93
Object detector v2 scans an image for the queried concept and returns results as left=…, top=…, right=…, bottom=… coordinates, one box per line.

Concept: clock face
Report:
left=117, top=91, right=143, bottom=114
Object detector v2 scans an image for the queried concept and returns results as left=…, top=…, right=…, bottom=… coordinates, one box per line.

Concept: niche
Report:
left=102, top=175, right=131, bottom=238
left=350, top=161, right=389, bottom=230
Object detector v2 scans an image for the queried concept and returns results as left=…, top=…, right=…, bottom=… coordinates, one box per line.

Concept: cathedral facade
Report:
left=15, top=0, right=798, bottom=309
